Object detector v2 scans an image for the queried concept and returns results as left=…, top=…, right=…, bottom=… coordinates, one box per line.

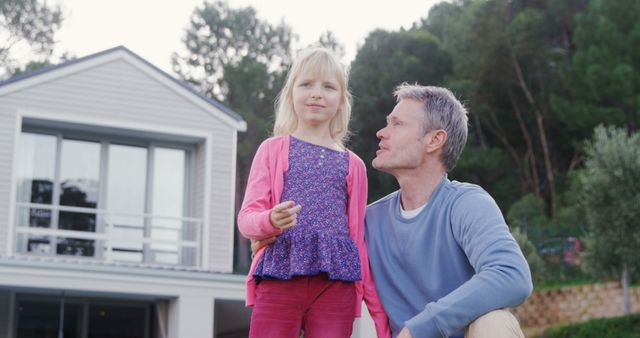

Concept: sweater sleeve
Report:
left=349, top=155, right=391, bottom=338
left=237, top=140, right=283, bottom=240
left=405, top=190, right=533, bottom=338
left=361, top=241, right=392, bottom=338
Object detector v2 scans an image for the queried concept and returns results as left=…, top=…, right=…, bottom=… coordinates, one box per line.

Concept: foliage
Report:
left=0, top=0, right=62, bottom=78
left=512, top=227, right=546, bottom=284
left=451, top=146, right=520, bottom=209
left=533, top=277, right=594, bottom=291
left=550, top=170, right=588, bottom=231
left=314, top=31, right=345, bottom=60
left=540, top=313, right=640, bottom=338
left=420, top=0, right=591, bottom=214
left=579, top=125, right=640, bottom=313
left=172, top=0, right=293, bottom=102
left=507, top=176, right=594, bottom=288
left=552, top=0, right=640, bottom=138
left=507, top=193, right=548, bottom=229
left=173, top=0, right=295, bottom=273
left=349, top=28, right=452, bottom=201
left=580, top=126, right=640, bottom=279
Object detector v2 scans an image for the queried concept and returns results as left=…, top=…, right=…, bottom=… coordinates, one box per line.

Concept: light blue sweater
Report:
left=365, top=176, right=532, bottom=338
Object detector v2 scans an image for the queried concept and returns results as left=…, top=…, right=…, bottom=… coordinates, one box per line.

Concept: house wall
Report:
left=0, top=110, right=17, bottom=260
left=0, top=58, right=238, bottom=272
left=208, top=129, right=236, bottom=271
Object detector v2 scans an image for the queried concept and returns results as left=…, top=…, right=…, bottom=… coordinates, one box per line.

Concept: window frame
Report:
left=14, top=123, right=199, bottom=266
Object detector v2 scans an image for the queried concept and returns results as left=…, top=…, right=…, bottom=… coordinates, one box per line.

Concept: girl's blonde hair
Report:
left=273, top=47, right=352, bottom=144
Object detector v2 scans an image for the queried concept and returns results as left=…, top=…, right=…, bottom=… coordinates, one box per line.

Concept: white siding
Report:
left=208, top=128, right=235, bottom=272
left=0, top=109, right=17, bottom=257
left=0, top=57, right=238, bottom=272
left=194, top=142, right=206, bottom=230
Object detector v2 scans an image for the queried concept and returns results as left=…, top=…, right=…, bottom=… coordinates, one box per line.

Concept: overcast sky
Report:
left=51, top=0, right=441, bottom=74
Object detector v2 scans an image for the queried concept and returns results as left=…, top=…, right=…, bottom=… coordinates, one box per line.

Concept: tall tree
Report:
left=580, top=126, right=640, bottom=314
left=350, top=29, right=452, bottom=201
left=172, top=0, right=294, bottom=272
left=552, top=0, right=640, bottom=139
left=314, top=30, right=345, bottom=60
left=427, top=0, right=589, bottom=214
left=0, top=0, right=62, bottom=78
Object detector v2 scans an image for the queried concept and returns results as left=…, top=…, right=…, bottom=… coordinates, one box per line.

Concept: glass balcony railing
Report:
left=14, top=202, right=203, bottom=268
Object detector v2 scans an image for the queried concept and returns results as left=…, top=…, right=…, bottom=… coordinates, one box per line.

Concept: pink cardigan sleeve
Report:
left=237, top=140, right=283, bottom=240
left=348, top=153, right=391, bottom=338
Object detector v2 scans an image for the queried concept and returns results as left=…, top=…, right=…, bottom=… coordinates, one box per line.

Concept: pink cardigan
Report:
left=238, top=135, right=390, bottom=338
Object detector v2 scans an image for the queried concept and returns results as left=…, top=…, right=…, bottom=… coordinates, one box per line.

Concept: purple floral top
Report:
left=253, top=136, right=361, bottom=281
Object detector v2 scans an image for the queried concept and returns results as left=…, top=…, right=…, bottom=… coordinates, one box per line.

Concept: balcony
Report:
left=14, top=202, right=203, bottom=268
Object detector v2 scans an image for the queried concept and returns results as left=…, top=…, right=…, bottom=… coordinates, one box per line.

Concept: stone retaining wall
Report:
left=513, top=282, right=640, bottom=336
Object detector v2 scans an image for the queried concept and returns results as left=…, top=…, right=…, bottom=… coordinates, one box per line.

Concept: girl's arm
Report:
left=361, top=241, right=392, bottom=338
left=237, top=141, right=283, bottom=240
left=349, top=154, right=391, bottom=338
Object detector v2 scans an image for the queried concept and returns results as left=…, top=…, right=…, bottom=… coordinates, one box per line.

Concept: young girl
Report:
left=238, top=47, right=390, bottom=338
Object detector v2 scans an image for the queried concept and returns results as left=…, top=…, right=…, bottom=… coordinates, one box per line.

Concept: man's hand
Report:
left=250, top=237, right=276, bottom=258
left=397, top=327, right=413, bottom=338
left=270, top=201, right=301, bottom=230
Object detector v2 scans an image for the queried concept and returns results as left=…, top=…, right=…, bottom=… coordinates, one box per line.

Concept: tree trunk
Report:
left=622, top=263, right=631, bottom=314
left=627, top=108, right=638, bottom=133
left=481, top=109, right=528, bottom=193
left=507, top=86, right=540, bottom=197
left=472, top=110, right=489, bottom=149
left=509, top=49, right=556, bottom=215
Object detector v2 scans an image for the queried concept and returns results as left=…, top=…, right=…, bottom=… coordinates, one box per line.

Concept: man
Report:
left=365, top=83, right=532, bottom=338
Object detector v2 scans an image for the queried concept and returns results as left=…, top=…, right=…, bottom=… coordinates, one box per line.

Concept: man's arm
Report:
left=404, top=190, right=533, bottom=338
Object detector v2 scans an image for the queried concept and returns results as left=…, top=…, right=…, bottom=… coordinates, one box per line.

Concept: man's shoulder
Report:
left=445, top=180, right=503, bottom=222
left=367, top=190, right=398, bottom=208
left=366, top=190, right=399, bottom=215
left=444, top=179, right=492, bottom=203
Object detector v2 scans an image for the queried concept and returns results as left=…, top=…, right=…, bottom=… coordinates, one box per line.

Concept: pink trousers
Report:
left=249, top=274, right=356, bottom=338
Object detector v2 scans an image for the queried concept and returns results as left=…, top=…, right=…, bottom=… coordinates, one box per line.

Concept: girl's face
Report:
left=291, top=69, right=342, bottom=130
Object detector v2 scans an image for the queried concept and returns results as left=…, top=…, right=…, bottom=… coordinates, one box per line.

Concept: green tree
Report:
left=314, top=30, right=345, bottom=60
left=427, top=0, right=589, bottom=214
left=0, top=0, right=62, bottom=78
left=580, top=126, right=640, bottom=314
left=172, top=0, right=294, bottom=272
left=349, top=29, right=452, bottom=201
left=512, top=227, right=546, bottom=285
left=552, top=0, right=640, bottom=139
left=507, top=193, right=549, bottom=230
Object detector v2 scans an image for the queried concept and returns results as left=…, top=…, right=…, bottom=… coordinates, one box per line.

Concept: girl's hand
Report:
left=270, top=201, right=302, bottom=230
left=250, top=237, right=277, bottom=258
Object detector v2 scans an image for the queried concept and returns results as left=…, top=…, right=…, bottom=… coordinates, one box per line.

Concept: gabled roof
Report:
left=0, top=46, right=247, bottom=131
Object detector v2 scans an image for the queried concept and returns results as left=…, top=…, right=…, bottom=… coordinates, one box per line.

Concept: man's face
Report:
left=372, top=98, right=429, bottom=173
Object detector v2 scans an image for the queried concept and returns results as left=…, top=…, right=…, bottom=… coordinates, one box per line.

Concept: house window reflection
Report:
left=16, top=133, right=56, bottom=254
left=15, top=130, right=193, bottom=265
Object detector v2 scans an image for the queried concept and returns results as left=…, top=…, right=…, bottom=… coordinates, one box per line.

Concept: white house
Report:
left=0, top=46, right=377, bottom=338
left=0, top=46, right=253, bottom=338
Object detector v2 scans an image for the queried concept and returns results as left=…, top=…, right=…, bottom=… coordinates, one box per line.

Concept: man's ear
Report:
left=425, top=129, right=447, bottom=153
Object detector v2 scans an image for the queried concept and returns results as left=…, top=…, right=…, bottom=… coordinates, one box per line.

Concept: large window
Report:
left=15, top=129, right=200, bottom=267
left=15, top=296, right=152, bottom=338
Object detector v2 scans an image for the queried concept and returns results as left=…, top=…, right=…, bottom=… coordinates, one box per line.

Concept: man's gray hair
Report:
left=394, top=83, right=469, bottom=171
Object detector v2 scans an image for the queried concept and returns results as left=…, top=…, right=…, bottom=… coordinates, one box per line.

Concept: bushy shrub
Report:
left=512, top=227, right=546, bottom=284
left=540, top=313, right=640, bottom=338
